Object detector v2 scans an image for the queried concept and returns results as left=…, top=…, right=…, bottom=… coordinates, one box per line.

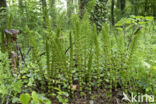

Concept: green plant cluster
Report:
left=0, top=0, right=155, bottom=103
left=1, top=11, right=155, bottom=103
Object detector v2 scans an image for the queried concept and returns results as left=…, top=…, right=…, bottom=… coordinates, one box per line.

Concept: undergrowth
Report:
left=0, top=5, right=155, bottom=104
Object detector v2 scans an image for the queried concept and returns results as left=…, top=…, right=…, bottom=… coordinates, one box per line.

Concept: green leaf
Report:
left=32, top=91, right=39, bottom=103
left=45, top=99, right=51, bottom=104
left=138, top=21, right=146, bottom=25
left=116, top=27, right=123, bottom=31
left=135, top=16, right=144, bottom=19
left=12, top=97, right=19, bottom=103
left=13, top=81, right=22, bottom=93
left=145, top=16, right=154, bottom=21
left=63, top=92, right=69, bottom=97
left=20, top=93, right=31, bottom=104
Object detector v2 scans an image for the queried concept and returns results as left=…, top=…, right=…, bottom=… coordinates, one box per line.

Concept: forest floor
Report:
left=52, top=88, right=126, bottom=104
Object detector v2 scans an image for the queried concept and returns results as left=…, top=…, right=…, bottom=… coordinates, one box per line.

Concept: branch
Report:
left=127, top=26, right=142, bottom=49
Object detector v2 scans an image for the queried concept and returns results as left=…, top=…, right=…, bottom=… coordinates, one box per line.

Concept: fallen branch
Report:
left=24, top=47, right=32, bottom=59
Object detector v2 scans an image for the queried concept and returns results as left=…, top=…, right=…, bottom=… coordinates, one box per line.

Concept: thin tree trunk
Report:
left=121, top=0, right=126, bottom=11
left=0, top=0, right=7, bottom=26
left=49, top=0, right=55, bottom=10
left=0, top=0, right=6, bottom=9
left=41, top=0, right=48, bottom=27
left=0, top=0, right=6, bottom=7
left=79, top=0, right=90, bottom=18
left=67, top=0, right=73, bottom=27
left=49, top=0, right=56, bottom=27
left=152, top=0, right=156, bottom=18
left=134, top=0, right=138, bottom=15
left=18, top=0, right=23, bottom=12
left=67, top=0, right=73, bottom=18
left=117, top=0, right=125, bottom=14
left=144, top=0, right=148, bottom=14
left=111, top=0, right=114, bottom=25
left=79, top=0, right=84, bottom=18
left=41, top=0, right=47, bottom=11
left=18, top=0, right=23, bottom=8
left=117, top=0, right=120, bottom=9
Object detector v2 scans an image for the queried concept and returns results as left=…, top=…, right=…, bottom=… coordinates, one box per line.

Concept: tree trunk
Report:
left=0, top=0, right=6, bottom=9
left=79, top=0, right=84, bottom=18
left=134, top=0, right=138, bottom=15
left=121, top=0, right=126, bottom=11
left=67, top=0, right=73, bottom=18
left=0, top=0, right=6, bottom=7
left=144, top=0, right=148, bottom=15
left=41, top=0, right=48, bottom=27
left=79, top=0, right=90, bottom=18
left=41, top=0, right=47, bottom=10
left=153, top=4, right=156, bottom=18
left=49, top=0, right=55, bottom=8
left=0, top=0, right=7, bottom=26
left=49, top=0, right=56, bottom=27
left=18, top=0, right=23, bottom=12
left=117, top=0, right=125, bottom=13
left=111, top=0, right=114, bottom=25
left=18, top=0, right=23, bottom=8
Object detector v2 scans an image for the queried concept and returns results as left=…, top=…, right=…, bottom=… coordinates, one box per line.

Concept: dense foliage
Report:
left=0, top=0, right=155, bottom=104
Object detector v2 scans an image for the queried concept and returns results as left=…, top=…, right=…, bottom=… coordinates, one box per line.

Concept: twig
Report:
left=16, top=41, right=20, bottom=72
left=40, top=52, right=46, bottom=56
left=20, top=47, right=32, bottom=68
left=127, top=26, right=142, bottom=49
left=19, top=47, right=25, bottom=63
left=24, top=47, right=32, bottom=59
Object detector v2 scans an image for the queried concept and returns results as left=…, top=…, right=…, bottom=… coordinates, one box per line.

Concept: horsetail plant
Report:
left=102, top=24, right=113, bottom=96
left=50, top=37, right=58, bottom=87
left=114, top=30, right=126, bottom=90
left=26, top=26, right=45, bottom=90
left=45, top=37, right=53, bottom=93
left=69, top=32, right=73, bottom=96
left=92, top=24, right=101, bottom=90
left=74, top=18, right=83, bottom=96
left=87, top=41, right=93, bottom=95
left=81, top=13, right=91, bottom=68
left=0, top=27, right=6, bottom=53
left=8, top=14, right=13, bottom=29
left=6, top=14, right=13, bottom=54
left=46, top=39, right=50, bottom=72
left=56, top=27, right=69, bottom=87
left=126, top=27, right=143, bottom=91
